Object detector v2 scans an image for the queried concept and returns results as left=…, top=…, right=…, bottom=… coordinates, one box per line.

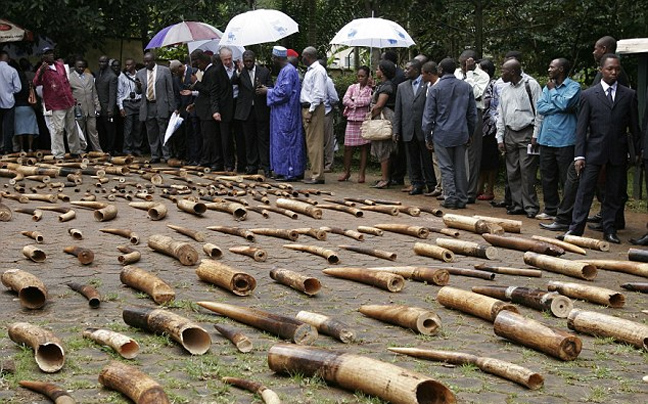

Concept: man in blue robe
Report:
left=257, top=46, right=304, bottom=181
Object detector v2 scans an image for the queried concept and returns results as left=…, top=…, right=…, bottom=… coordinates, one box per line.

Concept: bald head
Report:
left=501, top=59, right=521, bottom=83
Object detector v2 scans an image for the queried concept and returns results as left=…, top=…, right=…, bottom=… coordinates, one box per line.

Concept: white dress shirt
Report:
left=300, top=60, right=327, bottom=113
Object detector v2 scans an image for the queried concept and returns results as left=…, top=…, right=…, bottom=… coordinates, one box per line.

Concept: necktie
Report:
left=607, top=87, right=613, bottom=104
left=147, top=69, right=155, bottom=101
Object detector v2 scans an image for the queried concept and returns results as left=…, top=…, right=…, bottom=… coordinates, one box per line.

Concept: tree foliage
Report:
left=5, top=0, right=648, bottom=80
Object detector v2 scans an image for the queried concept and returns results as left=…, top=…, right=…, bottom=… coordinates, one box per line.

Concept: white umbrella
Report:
left=220, top=9, right=298, bottom=46
left=188, top=40, right=246, bottom=61
left=0, top=19, right=29, bottom=43
left=330, top=17, right=415, bottom=48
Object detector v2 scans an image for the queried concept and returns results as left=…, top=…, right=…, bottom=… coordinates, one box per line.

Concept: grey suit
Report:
left=136, top=65, right=175, bottom=161
left=68, top=71, right=102, bottom=152
left=393, top=78, right=436, bottom=190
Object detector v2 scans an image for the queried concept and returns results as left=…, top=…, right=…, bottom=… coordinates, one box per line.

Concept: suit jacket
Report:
left=95, top=68, right=117, bottom=116
left=393, top=78, right=427, bottom=142
left=193, top=64, right=220, bottom=121
left=575, top=82, right=640, bottom=166
left=68, top=71, right=100, bottom=117
left=214, top=63, right=234, bottom=122
left=136, top=65, right=175, bottom=121
left=234, top=64, right=272, bottom=122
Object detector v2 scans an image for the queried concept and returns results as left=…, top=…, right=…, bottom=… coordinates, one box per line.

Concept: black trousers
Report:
left=539, top=145, right=574, bottom=215
left=199, top=119, right=222, bottom=169
left=97, top=115, right=116, bottom=154
left=570, top=161, right=625, bottom=234
left=389, top=136, right=407, bottom=183
left=405, top=138, right=436, bottom=190
left=241, top=110, right=270, bottom=172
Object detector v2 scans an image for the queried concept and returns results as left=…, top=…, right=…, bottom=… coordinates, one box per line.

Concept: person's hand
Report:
left=546, top=79, right=555, bottom=90
left=574, top=159, right=585, bottom=176
left=186, top=103, right=194, bottom=113
left=393, top=134, right=400, bottom=143
left=120, top=109, right=126, bottom=118
left=212, top=112, right=221, bottom=121
left=255, top=85, right=267, bottom=95
left=180, top=89, right=192, bottom=96
left=465, top=57, right=476, bottom=71
left=498, top=142, right=506, bottom=154
left=425, top=141, right=434, bottom=151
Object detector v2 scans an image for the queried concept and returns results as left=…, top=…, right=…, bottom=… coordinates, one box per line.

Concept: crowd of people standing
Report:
left=1, top=34, right=647, bottom=244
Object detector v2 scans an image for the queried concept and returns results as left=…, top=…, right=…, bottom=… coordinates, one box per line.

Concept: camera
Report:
left=129, top=92, right=136, bottom=99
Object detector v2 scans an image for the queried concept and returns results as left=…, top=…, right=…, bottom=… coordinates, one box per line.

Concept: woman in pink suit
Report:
left=339, top=66, right=372, bottom=183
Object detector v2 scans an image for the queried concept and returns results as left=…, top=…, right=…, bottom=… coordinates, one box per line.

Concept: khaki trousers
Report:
left=302, top=104, right=325, bottom=180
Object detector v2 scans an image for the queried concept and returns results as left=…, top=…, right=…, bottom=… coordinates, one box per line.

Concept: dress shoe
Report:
left=539, top=222, right=569, bottom=231
left=440, top=201, right=457, bottom=209
left=436, top=195, right=445, bottom=201
left=425, top=189, right=442, bottom=197
left=149, top=158, right=160, bottom=164
left=303, top=178, right=325, bottom=185
left=630, top=233, right=648, bottom=246
left=467, top=198, right=476, bottom=204
left=604, top=232, right=621, bottom=244
left=588, top=223, right=604, bottom=232
left=526, top=212, right=537, bottom=219
left=409, top=187, right=423, bottom=195
left=506, top=208, right=525, bottom=215
left=557, top=229, right=581, bottom=240
left=587, top=213, right=602, bottom=223
left=264, top=170, right=274, bottom=179
left=276, top=176, right=299, bottom=182
left=245, top=168, right=258, bottom=175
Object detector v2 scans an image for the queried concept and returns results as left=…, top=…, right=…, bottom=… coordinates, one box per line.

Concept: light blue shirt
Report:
left=412, top=75, right=422, bottom=95
left=536, top=77, right=581, bottom=147
left=323, top=75, right=339, bottom=115
left=0, top=60, right=21, bottom=109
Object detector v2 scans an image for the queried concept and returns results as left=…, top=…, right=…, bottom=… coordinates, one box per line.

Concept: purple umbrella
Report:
left=146, top=21, right=223, bottom=49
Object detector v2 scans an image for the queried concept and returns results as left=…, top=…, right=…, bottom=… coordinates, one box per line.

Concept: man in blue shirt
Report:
left=534, top=58, right=581, bottom=220
left=422, top=58, right=477, bottom=209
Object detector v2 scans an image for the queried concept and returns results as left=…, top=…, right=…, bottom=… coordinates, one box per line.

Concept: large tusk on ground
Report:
left=267, top=343, right=456, bottom=404
left=436, top=286, right=518, bottom=322
left=322, top=267, right=404, bottom=292
left=8, top=322, right=65, bottom=372
left=66, top=282, right=101, bottom=308
left=547, top=281, right=625, bottom=308
left=82, top=328, right=140, bottom=359
left=270, top=268, right=321, bottom=296
left=2, top=269, right=47, bottom=309
left=221, top=377, right=281, bottom=404
left=359, top=304, right=441, bottom=335
left=120, top=265, right=175, bottom=304
left=122, top=307, right=210, bottom=355
left=98, top=361, right=170, bottom=403
left=213, top=323, right=253, bottom=353
left=19, top=380, right=76, bottom=403
left=147, top=234, right=199, bottom=266
left=195, top=259, right=257, bottom=296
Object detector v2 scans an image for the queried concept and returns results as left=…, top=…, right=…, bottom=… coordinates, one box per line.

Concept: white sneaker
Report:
left=535, top=212, right=556, bottom=220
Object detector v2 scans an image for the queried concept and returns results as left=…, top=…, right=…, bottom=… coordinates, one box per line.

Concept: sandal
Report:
left=337, top=173, right=351, bottom=182
left=371, top=180, right=390, bottom=189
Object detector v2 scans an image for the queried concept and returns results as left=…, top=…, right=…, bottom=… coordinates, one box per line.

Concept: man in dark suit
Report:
left=393, top=59, right=436, bottom=195
left=233, top=50, right=273, bottom=176
left=562, top=54, right=640, bottom=244
left=135, top=51, right=175, bottom=163
left=95, top=55, right=118, bottom=154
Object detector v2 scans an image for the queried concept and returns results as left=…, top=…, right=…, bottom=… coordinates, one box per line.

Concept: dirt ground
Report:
left=0, top=164, right=647, bottom=404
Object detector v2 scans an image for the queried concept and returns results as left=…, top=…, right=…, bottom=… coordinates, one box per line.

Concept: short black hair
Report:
left=597, top=36, right=617, bottom=54
left=421, top=61, right=438, bottom=75
left=242, top=50, right=255, bottom=60
left=556, top=57, right=571, bottom=74
left=600, top=53, right=620, bottom=67
left=439, top=58, right=456, bottom=75
left=479, top=58, right=495, bottom=78
left=408, top=59, right=422, bottom=74
left=505, top=51, right=523, bottom=62
left=358, top=65, right=370, bottom=76
left=383, top=50, right=398, bottom=64
left=190, top=49, right=211, bottom=63
left=459, top=49, right=478, bottom=60
left=378, top=60, right=396, bottom=80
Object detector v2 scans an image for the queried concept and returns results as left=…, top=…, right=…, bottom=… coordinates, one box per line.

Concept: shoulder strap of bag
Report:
left=524, top=80, right=536, bottom=116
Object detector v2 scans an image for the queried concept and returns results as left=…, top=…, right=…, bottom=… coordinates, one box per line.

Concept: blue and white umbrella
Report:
left=220, top=9, right=298, bottom=47
left=146, top=21, right=223, bottom=49
left=330, top=17, right=415, bottom=48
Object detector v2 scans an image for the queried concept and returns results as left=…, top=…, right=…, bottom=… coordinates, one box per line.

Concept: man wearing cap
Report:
left=300, top=46, right=328, bottom=184
left=33, top=47, right=83, bottom=159
left=256, top=46, right=305, bottom=181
